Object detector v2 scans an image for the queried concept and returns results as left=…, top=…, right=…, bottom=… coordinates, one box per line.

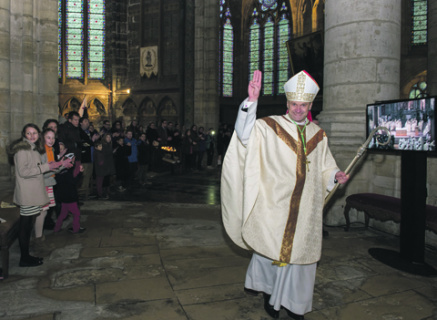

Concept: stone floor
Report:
left=0, top=168, right=437, bottom=320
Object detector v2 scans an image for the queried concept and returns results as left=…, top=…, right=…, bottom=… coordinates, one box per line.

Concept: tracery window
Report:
left=411, top=0, right=427, bottom=45
left=409, top=81, right=428, bottom=98
left=58, top=0, right=106, bottom=81
left=219, top=0, right=234, bottom=97
left=249, top=1, right=291, bottom=96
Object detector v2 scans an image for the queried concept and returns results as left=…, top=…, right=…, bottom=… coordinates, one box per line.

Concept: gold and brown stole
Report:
left=261, top=116, right=325, bottom=262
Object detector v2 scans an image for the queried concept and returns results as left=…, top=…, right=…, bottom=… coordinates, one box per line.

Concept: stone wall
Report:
left=0, top=0, right=59, bottom=180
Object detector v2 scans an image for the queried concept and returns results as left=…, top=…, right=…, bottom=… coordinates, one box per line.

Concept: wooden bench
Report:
left=0, top=195, right=20, bottom=279
left=344, top=193, right=437, bottom=233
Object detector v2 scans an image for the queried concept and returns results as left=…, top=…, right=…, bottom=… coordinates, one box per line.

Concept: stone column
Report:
left=428, top=0, right=437, bottom=95
left=427, top=0, right=437, bottom=207
left=0, top=1, right=11, bottom=178
left=193, top=0, right=219, bottom=130
left=320, top=0, right=402, bottom=223
left=36, top=0, right=59, bottom=125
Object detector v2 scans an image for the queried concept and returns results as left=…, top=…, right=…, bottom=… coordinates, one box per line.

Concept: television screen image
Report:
left=366, top=97, right=435, bottom=152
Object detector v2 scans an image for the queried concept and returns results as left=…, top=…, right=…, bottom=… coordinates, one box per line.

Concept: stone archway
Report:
left=158, top=97, right=178, bottom=124
left=122, top=98, right=138, bottom=125
left=138, top=97, right=157, bottom=127
left=60, top=97, right=82, bottom=118
left=84, top=98, right=107, bottom=126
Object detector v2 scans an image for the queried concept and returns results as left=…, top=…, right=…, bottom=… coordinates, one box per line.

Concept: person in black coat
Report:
left=113, top=136, right=131, bottom=192
left=137, top=133, right=151, bottom=186
left=53, top=164, right=86, bottom=234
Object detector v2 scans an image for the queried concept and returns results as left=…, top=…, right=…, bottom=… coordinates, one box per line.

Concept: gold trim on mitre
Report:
left=284, top=70, right=320, bottom=102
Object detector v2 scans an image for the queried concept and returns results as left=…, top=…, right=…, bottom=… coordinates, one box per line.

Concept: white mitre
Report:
left=284, top=70, right=320, bottom=102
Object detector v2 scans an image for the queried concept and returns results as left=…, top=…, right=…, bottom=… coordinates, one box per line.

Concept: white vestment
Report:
left=221, top=98, right=340, bottom=313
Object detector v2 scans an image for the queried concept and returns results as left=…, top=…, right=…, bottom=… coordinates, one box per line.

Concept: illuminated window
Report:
left=219, top=1, right=234, bottom=97
left=249, top=10, right=261, bottom=81
left=58, top=0, right=105, bottom=80
left=248, top=1, right=291, bottom=96
left=409, top=81, right=428, bottom=98
left=411, top=0, right=427, bottom=45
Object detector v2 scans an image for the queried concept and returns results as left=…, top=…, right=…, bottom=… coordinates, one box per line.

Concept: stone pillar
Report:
left=0, top=0, right=59, bottom=180
left=0, top=1, right=11, bottom=178
left=428, top=0, right=437, bottom=95
left=36, top=0, right=60, bottom=125
left=320, top=0, right=402, bottom=223
left=427, top=0, right=437, bottom=208
left=193, top=0, right=219, bottom=130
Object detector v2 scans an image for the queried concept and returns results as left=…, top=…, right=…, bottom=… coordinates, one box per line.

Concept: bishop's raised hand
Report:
left=248, top=70, right=262, bottom=102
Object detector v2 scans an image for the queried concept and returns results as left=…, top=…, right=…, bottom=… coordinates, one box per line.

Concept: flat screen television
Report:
left=366, top=97, right=436, bottom=154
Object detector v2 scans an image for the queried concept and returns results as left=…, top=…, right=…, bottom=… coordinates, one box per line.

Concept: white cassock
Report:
left=221, top=98, right=340, bottom=314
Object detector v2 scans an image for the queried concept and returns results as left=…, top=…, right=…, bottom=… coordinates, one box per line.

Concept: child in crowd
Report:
left=94, top=139, right=115, bottom=199
left=34, top=129, right=72, bottom=242
left=54, top=156, right=87, bottom=234
left=113, top=136, right=131, bottom=192
left=137, top=133, right=151, bottom=186
left=102, top=133, right=116, bottom=192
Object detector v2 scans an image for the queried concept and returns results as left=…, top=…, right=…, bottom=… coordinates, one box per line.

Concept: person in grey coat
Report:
left=8, top=124, right=71, bottom=267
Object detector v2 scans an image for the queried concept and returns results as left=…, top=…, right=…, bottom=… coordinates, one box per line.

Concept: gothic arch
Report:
left=122, top=98, right=138, bottom=124
left=138, top=97, right=157, bottom=126
left=60, top=97, right=82, bottom=117
left=158, top=97, right=178, bottom=123
left=85, top=98, right=106, bottom=125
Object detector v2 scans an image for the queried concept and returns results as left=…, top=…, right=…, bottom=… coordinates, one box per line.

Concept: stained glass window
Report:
left=59, top=0, right=105, bottom=80
left=409, top=82, right=428, bottom=98
left=66, top=0, right=84, bottom=78
left=277, top=5, right=290, bottom=94
left=248, top=1, right=291, bottom=96
left=411, top=0, right=427, bottom=45
left=219, top=1, right=234, bottom=97
left=88, top=0, right=105, bottom=79
left=263, top=17, right=274, bottom=95
left=249, top=9, right=260, bottom=82
left=58, top=1, right=62, bottom=78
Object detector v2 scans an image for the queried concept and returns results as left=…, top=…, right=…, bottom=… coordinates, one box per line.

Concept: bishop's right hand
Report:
left=248, top=70, right=262, bottom=102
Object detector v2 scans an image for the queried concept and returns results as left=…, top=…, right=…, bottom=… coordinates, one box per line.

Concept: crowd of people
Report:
left=7, top=98, right=233, bottom=267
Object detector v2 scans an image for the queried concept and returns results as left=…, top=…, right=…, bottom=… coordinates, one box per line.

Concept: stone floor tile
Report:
left=175, top=283, right=246, bottom=305
left=313, top=278, right=371, bottom=310
left=182, top=296, right=268, bottom=320
left=359, top=274, right=431, bottom=297
left=160, top=245, right=250, bottom=261
left=167, top=265, right=247, bottom=290
left=52, top=266, right=125, bottom=288
left=96, top=277, right=175, bottom=304
left=98, top=299, right=187, bottom=320
left=316, top=260, right=376, bottom=284
left=164, top=255, right=249, bottom=270
left=39, top=285, right=95, bottom=302
left=123, top=264, right=165, bottom=280
left=332, top=290, right=435, bottom=320
left=80, top=246, right=159, bottom=258
left=99, top=235, right=157, bottom=247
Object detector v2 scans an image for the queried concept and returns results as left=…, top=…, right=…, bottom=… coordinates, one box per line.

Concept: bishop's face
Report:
left=287, top=100, right=312, bottom=123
